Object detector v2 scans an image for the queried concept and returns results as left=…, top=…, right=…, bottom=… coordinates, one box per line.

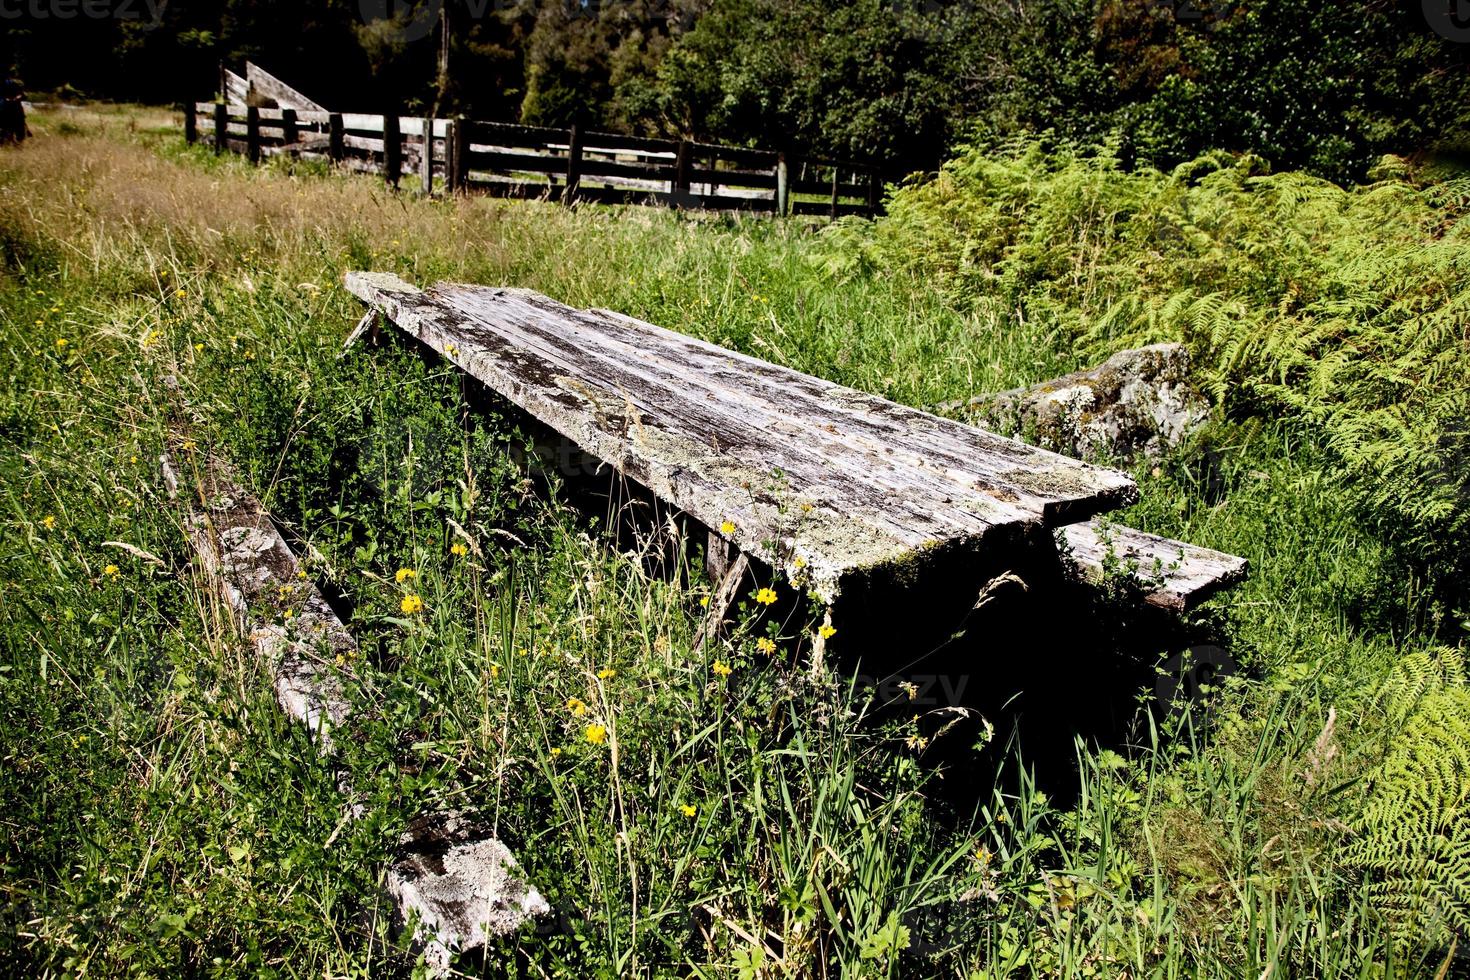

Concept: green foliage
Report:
left=4, top=104, right=1467, bottom=977
left=1348, top=649, right=1470, bottom=953
left=833, top=141, right=1470, bottom=600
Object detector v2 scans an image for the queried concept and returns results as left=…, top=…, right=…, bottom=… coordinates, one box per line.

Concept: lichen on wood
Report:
left=344, top=271, right=1139, bottom=603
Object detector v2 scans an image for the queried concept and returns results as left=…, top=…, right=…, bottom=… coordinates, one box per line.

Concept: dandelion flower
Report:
left=584, top=724, right=608, bottom=745
left=450, top=542, right=468, bottom=557
left=54, top=338, right=68, bottom=349
left=103, top=564, right=119, bottom=578
left=678, top=804, right=697, bottom=818
left=40, top=515, right=56, bottom=530
left=755, top=587, right=777, bottom=606
left=712, top=661, right=733, bottom=678
left=400, top=593, right=425, bottom=615
left=490, top=664, right=501, bottom=680
left=175, top=289, right=187, bottom=299
left=395, top=567, right=417, bottom=584
left=566, top=697, right=588, bottom=717
left=597, top=667, right=617, bottom=680
left=699, top=596, right=710, bottom=608
left=283, top=608, right=294, bottom=619
left=818, top=624, right=837, bottom=640
left=550, top=747, right=562, bottom=757
left=756, top=638, right=776, bottom=655
left=719, top=520, right=736, bottom=535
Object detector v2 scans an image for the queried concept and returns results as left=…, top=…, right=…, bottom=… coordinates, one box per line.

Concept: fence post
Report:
left=674, top=139, right=692, bottom=200
left=829, top=165, right=839, bottom=221
left=328, top=113, right=344, bottom=165
left=867, top=170, right=879, bottom=214
left=775, top=152, right=789, bottom=217
left=564, top=124, right=583, bottom=204
left=449, top=116, right=468, bottom=193
left=213, top=102, right=227, bottom=154
left=383, top=111, right=401, bottom=189
left=281, top=108, right=298, bottom=148
left=183, top=101, right=197, bottom=144
left=420, top=117, right=434, bottom=195
left=245, top=105, right=261, bottom=164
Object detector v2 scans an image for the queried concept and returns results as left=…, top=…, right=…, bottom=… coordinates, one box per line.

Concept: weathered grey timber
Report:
left=245, top=61, right=327, bottom=113
left=344, top=271, right=1139, bottom=603
left=1059, top=520, right=1248, bottom=613
left=162, top=445, right=547, bottom=970
left=947, top=343, right=1209, bottom=463
left=161, top=447, right=351, bottom=742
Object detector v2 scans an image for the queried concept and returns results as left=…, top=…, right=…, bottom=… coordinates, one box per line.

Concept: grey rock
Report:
left=388, top=812, right=551, bottom=969
left=950, top=343, right=1209, bottom=463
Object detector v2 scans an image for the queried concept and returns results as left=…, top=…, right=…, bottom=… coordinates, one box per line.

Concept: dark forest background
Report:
left=5, top=0, right=1469, bottom=179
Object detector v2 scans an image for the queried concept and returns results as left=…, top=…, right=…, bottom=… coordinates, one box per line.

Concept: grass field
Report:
left=0, top=105, right=1463, bottom=977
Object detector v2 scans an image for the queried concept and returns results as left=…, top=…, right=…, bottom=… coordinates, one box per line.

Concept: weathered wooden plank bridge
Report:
left=345, top=272, right=1246, bottom=621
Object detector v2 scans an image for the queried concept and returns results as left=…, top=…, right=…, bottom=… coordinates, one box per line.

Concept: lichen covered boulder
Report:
left=952, top=343, right=1208, bottom=462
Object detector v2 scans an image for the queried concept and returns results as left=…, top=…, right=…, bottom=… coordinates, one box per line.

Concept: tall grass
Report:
left=0, top=106, right=1456, bottom=977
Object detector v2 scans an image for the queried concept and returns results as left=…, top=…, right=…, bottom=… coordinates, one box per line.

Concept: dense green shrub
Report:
left=826, top=142, right=1470, bottom=606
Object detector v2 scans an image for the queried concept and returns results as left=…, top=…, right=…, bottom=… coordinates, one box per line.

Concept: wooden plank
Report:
left=688, top=141, right=776, bottom=170
left=689, top=167, right=778, bottom=190
left=1059, top=521, right=1248, bottom=613
left=344, top=272, right=1137, bottom=603
left=222, top=68, right=248, bottom=105
left=581, top=129, right=680, bottom=156
left=246, top=61, right=327, bottom=113
left=791, top=200, right=874, bottom=218
left=161, top=444, right=549, bottom=962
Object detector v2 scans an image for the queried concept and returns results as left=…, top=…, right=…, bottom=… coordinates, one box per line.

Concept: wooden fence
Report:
left=184, top=101, right=884, bottom=218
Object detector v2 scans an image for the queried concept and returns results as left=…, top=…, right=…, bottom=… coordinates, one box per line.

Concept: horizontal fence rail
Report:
left=184, top=100, right=885, bottom=218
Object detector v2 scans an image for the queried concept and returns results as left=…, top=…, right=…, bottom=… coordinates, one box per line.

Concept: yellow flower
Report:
left=756, top=637, right=776, bottom=655
left=181, top=439, right=197, bottom=452
left=597, top=667, right=617, bottom=680
left=450, top=542, right=468, bottom=557
left=678, top=804, right=697, bottom=818
left=283, top=608, right=294, bottom=619
left=566, top=697, right=588, bottom=717
left=40, top=515, right=56, bottom=530
left=699, top=596, right=710, bottom=608
left=54, top=338, right=68, bottom=349
left=445, top=343, right=459, bottom=357
left=489, top=664, right=500, bottom=680
left=818, top=624, right=837, bottom=640
left=395, top=567, right=417, bottom=584
left=584, top=724, right=608, bottom=745
left=400, top=593, right=425, bottom=615
left=755, top=587, right=777, bottom=606
left=103, top=564, right=119, bottom=578
left=175, top=289, right=187, bottom=299
left=297, top=570, right=307, bottom=580
left=793, top=556, right=806, bottom=569
left=712, top=661, right=733, bottom=678
left=550, top=747, right=562, bottom=757
left=719, top=520, right=736, bottom=535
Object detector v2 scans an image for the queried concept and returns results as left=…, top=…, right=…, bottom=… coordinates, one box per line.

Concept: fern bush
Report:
left=1346, top=648, right=1470, bottom=953
left=829, top=143, right=1470, bottom=586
